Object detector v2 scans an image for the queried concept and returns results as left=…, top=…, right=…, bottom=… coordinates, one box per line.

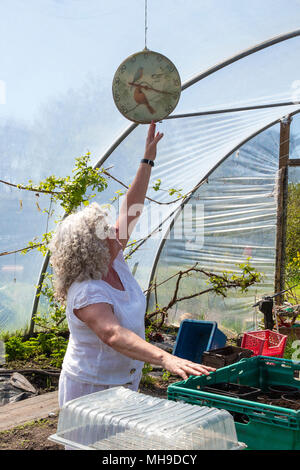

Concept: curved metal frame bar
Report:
left=29, top=28, right=300, bottom=334
left=181, top=29, right=300, bottom=91
left=166, top=101, right=300, bottom=119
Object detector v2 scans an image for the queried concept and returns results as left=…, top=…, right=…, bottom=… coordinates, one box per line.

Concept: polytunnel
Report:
left=0, top=2, right=300, bottom=337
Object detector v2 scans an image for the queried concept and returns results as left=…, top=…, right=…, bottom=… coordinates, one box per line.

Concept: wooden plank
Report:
left=288, top=158, right=300, bottom=166
left=0, top=391, right=59, bottom=431
left=274, top=117, right=291, bottom=304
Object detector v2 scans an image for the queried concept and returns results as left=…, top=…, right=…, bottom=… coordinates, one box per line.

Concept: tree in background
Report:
left=285, top=181, right=300, bottom=303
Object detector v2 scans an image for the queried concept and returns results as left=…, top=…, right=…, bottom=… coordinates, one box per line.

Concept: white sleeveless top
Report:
left=62, top=250, right=146, bottom=385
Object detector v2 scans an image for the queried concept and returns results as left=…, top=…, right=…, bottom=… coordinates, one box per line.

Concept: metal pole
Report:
left=166, top=101, right=300, bottom=120
left=274, top=116, right=292, bottom=304
left=25, top=252, right=50, bottom=340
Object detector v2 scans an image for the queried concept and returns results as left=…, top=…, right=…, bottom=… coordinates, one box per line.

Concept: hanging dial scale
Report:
left=112, top=1, right=181, bottom=124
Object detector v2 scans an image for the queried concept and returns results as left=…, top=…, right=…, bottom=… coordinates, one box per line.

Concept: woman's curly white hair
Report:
left=48, top=202, right=113, bottom=304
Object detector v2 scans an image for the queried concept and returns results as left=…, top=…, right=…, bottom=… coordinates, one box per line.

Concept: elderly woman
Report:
left=49, top=122, right=214, bottom=408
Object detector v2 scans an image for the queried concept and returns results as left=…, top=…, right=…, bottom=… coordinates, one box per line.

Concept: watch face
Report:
left=112, top=49, right=181, bottom=124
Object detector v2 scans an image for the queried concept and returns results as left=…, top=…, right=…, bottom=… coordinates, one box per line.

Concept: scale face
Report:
left=112, top=49, right=181, bottom=124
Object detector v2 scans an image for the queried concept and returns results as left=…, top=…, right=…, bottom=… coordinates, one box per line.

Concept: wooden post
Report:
left=274, top=116, right=292, bottom=304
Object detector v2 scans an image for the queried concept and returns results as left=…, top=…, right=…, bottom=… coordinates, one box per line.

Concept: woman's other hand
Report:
left=74, top=302, right=215, bottom=382
left=161, top=354, right=216, bottom=381
left=144, top=120, right=164, bottom=161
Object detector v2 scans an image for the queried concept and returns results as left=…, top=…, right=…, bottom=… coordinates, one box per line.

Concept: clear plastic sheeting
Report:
left=49, top=386, right=244, bottom=450
left=150, top=126, right=280, bottom=334
left=0, top=186, right=60, bottom=332
left=123, top=107, right=294, bottom=293
left=289, top=166, right=300, bottom=185
left=176, top=35, right=300, bottom=115
left=290, top=113, right=300, bottom=158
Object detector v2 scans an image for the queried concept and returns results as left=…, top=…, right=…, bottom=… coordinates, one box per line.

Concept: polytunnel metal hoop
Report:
left=166, top=101, right=300, bottom=120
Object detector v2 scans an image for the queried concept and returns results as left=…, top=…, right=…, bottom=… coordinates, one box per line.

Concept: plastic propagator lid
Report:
left=49, top=387, right=245, bottom=450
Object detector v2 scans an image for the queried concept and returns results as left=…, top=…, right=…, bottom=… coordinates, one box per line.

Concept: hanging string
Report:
left=144, top=0, right=148, bottom=50
left=13, top=252, right=16, bottom=283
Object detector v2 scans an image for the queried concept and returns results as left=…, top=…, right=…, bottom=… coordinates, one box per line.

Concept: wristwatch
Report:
left=141, top=158, right=154, bottom=167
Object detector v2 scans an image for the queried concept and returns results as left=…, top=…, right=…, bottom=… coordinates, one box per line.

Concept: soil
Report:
left=0, top=414, right=62, bottom=450
left=254, top=394, right=300, bottom=410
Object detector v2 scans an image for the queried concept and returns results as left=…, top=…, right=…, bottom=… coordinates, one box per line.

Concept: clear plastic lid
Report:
left=49, top=387, right=245, bottom=450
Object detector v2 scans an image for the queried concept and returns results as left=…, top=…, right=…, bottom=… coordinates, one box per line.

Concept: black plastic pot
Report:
left=202, top=382, right=261, bottom=400
left=281, top=391, right=300, bottom=404
left=256, top=392, right=285, bottom=406
left=202, top=346, right=253, bottom=369
left=267, top=385, right=299, bottom=398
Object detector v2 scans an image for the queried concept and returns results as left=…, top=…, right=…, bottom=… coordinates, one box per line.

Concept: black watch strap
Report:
left=141, top=158, right=154, bottom=167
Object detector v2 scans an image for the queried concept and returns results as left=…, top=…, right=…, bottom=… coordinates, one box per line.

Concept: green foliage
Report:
left=140, top=362, right=155, bottom=386
left=20, top=153, right=108, bottom=215
left=162, top=370, right=171, bottom=381
left=285, top=252, right=300, bottom=303
left=4, top=332, right=68, bottom=367
left=206, top=258, right=263, bottom=296
left=4, top=272, right=69, bottom=367
left=152, top=178, right=183, bottom=199
left=19, top=153, right=108, bottom=254
left=34, top=272, right=68, bottom=335
left=146, top=258, right=263, bottom=328
left=285, top=182, right=300, bottom=303
left=167, top=187, right=183, bottom=198
left=4, top=336, right=28, bottom=361
left=286, top=252, right=300, bottom=283
left=286, top=183, right=300, bottom=264
left=144, top=323, right=154, bottom=342
left=283, top=335, right=300, bottom=360
left=110, top=189, right=125, bottom=204
left=152, top=179, right=161, bottom=191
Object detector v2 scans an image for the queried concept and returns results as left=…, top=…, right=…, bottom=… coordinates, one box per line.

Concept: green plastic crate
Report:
left=167, top=356, right=300, bottom=450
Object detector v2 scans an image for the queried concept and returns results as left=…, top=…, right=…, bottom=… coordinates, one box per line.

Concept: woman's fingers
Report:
left=155, top=131, right=164, bottom=143
left=190, top=363, right=215, bottom=373
left=175, top=360, right=216, bottom=380
left=147, top=121, right=156, bottom=142
left=183, top=365, right=210, bottom=376
left=178, top=370, right=189, bottom=380
left=178, top=367, right=207, bottom=380
left=148, top=122, right=164, bottom=142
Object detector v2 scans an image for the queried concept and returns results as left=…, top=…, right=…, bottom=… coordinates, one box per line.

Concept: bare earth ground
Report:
left=0, top=414, right=62, bottom=450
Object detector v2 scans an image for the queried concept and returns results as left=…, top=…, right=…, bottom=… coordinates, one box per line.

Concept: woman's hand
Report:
left=144, top=120, right=164, bottom=161
left=161, top=353, right=216, bottom=381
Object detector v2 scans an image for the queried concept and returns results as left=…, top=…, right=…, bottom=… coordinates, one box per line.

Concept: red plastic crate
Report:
left=241, top=329, right=287, bottom=357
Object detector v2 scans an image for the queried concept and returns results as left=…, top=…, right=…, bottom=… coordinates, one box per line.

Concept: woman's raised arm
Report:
left=115, top=121, right=164, bottom=251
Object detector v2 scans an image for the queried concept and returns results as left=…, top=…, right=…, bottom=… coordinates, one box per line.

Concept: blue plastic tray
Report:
left=172, top=320, right=227, bottom=363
